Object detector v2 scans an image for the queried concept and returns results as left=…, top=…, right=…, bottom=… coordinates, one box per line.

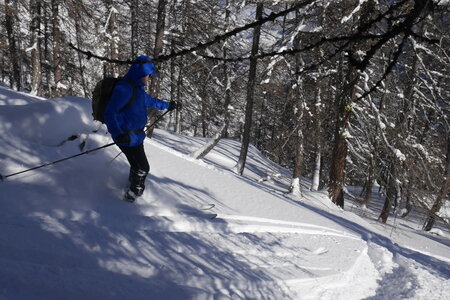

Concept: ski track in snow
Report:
left=2, top=205, right=448, bottom=299
left=0, top=208, right=372, bottom=299
left=0, top=87, right=449, bottom=299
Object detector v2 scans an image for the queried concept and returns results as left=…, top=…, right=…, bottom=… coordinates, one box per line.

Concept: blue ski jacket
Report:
left=104, top=56, right=170, bottom=147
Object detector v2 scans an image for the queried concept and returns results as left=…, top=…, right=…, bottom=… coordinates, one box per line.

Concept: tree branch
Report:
left=69, top=0, right=316, bottom=64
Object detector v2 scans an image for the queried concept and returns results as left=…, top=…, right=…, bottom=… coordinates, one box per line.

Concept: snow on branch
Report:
left=69, top=0, right=316, bottom=65
left=354, top=35, right=407, bottom=102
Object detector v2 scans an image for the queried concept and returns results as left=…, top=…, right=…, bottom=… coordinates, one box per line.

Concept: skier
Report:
left=104, top=55, right=180, bottom=202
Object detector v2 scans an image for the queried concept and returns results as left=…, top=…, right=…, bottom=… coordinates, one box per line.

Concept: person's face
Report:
left=141, top=74, right=151, bottom=84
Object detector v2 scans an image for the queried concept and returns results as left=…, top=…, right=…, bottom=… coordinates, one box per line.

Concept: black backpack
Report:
left=91, top=77, right=137, bottom=123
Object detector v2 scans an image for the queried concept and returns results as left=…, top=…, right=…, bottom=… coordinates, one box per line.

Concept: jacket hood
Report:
left=124, top=56, right=157, bottom=84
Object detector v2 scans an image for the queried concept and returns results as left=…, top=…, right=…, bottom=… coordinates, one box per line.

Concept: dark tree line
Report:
left=1, top=0, right=448, bottom=230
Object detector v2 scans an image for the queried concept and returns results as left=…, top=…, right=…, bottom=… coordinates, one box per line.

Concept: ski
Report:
left=198, top=203, right=215, bottom=210
left=178, top=210, right=218, bottom=219
left=176, top=204, right=217, bottom=219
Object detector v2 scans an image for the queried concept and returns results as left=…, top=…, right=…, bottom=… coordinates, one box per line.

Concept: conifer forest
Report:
left=1, top=0, right=448, bottom=230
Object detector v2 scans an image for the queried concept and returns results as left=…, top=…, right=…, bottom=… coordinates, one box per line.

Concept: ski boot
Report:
left=123, top=169, right=148, bottom=203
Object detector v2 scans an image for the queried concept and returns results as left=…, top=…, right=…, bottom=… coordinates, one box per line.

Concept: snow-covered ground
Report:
left=0, top=84, right=448, bottom=299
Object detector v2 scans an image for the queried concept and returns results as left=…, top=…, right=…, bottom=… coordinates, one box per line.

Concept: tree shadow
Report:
left=0, top=172, right=295, bottom=299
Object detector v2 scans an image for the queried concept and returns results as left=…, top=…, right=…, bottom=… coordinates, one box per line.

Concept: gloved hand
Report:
left=115, top=133, right=130, bottom=145
left=168, top=101, right=182, bottom=111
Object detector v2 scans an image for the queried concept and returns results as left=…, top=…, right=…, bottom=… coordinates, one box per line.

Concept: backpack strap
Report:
left=118, top=78, right=137, bottom=113
left=122, top=127, right=145, bottom=134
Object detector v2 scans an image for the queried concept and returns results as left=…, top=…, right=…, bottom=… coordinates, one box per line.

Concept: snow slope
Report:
left=0, top=84, right=449, bottom=299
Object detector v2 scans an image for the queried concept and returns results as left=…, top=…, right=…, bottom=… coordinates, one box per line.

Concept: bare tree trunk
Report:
left=1, top=56, right=5, bottom=82
left=51, top=0, right=62, bottom=97
left=288, top=7, right=306, bottom=195
left=30, top=0, right=42, bottom=96
left=328, top=65, right=358, bottom=208
left=174, top=0, right=192, bottom=134
left=236, top=3, right=263, bottom=175
left=152, top=0, right=166, bottom=56
left=109, top=1, right=119, bottom=76
left=5, top=0, right=21, bottom=90
left=74, top=18, right=88, bottom=98
left=192, top=124, right=227, bottom=160
left=147, top=0, right=167, bottom=137
left=328, top=0, right=376, bottom=208
left=168, top=0, right=177, bottom=131
left=311, top=86, right=322, bottom=191
left=423, top=135, right=450, bottom=231
left=379, top=163, right=398, bottom=223
left=400, top=188, right=413, bottom=217
left=43, top=2, right=52, bottom=97
left=167, top=0, right=188, bottom=133
left=201, top=84, right=208, bottom=137
left=362, top=155, right=375, bottom=208
left=290, top=138, right=304, bottom=195
left=175, top=65, right=183, bottom=133
left=103, top=0, right=119, bottom=76
left=379, top=188, right=393, bottom=223
left=130, top=0, right=139, bottom=58
left=363, top=91, right=385, bottom=208
left=169, top=53, right=176, bottom=131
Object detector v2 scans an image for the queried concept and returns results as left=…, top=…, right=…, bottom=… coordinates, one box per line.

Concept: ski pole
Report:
left=0, top=110, right=171, bottom=182
left=0, top=142, right=115, bottom=182
left=143, top=109, right=171, bottom=133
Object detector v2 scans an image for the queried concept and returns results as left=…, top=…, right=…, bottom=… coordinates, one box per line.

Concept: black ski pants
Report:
left=118, top=143, right=149, bottom=196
